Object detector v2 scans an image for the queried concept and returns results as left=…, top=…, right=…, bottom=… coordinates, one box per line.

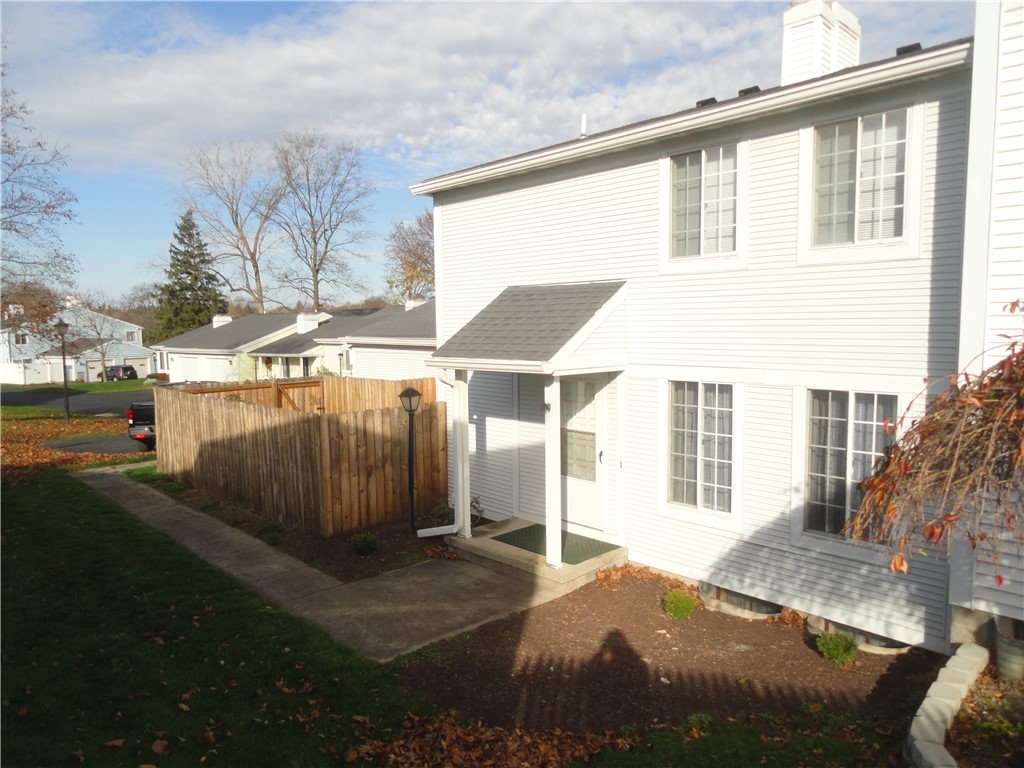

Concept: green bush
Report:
left=351, top=531, right=379, bottom=556
left=430, top=498, right=454, bottom=527
left=662, top=589, right=697, bottom=620
left=816, top=631, right=859, bottom=667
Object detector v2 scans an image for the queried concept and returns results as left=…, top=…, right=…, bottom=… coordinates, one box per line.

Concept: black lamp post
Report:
left=55, top=319, right=70, bottom=424
left=398, top=387, right=421, bottom=534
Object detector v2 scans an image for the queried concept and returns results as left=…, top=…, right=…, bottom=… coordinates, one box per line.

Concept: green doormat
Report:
left=492, top=524, right=618, bottom=565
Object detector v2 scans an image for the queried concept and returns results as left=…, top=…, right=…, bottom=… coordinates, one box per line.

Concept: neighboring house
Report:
left=1, top=303, right=152, bottom=384
left=252, top=307, right=398, bottom=378
left=151, top=312, right=331, bottom=383
left=414, top=0, right=1023, bottom=654
left=321, top=299, right=436, bottom=380
left=253, top=300, right=437, bottom=381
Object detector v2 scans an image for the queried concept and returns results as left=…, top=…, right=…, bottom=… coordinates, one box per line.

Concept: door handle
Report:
left=599, top=450, right=603, bottom=463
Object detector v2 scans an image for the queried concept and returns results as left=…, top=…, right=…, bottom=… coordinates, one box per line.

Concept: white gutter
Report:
left=339, top=337, right=436, bottom=348
left=411, top=41, right=971, bottom=195
left=426, top=356, right=547, bottom=374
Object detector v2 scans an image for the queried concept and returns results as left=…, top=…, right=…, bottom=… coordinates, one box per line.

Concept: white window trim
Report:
left=659, top=140, right=749, bottom=274
left=796, top=102, right=924, bottom=267
left=789, top=385, right=903, bottom=564
left=658, top=378, right=743, bottom=533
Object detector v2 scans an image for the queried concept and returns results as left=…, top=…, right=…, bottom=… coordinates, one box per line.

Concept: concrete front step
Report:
left=445, top=518, right=629, bottom=598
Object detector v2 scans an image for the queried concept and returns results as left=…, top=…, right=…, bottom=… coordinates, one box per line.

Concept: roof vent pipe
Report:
left=579, top=113, right=587, bottom=138
left=896, top=43, right=922, bottom=56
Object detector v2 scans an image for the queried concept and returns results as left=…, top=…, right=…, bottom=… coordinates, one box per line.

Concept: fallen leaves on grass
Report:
left=0, top=417, right=125, bottom=484
left=348, top=710, right=637, bottom=767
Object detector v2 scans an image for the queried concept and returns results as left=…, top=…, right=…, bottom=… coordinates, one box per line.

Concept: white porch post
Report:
left=453, top=369, right=472, bottom=538
left=543, top=374, right=563, bottom=568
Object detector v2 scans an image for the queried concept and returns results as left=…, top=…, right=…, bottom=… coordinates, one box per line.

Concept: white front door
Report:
left=560, top=375, right=604, bottom=530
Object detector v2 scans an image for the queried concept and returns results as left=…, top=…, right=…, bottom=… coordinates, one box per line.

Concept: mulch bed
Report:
left=397, top=565, right=944, bottom=735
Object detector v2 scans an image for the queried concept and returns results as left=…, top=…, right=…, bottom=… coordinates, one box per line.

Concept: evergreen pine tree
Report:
left=150, top=210, right=227, bottom=343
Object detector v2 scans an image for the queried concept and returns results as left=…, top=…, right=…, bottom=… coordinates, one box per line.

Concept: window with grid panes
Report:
left=669, top=382, right=733, bottom=512
left=671, top=144, right=738, bottom=258
left=813, top=109, right=907, bottom=246
left=806, top=390, right=897, bottom=535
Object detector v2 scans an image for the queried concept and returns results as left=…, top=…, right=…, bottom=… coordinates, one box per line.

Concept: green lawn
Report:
left=2, top=378, right=151, bottom=395
left=1, top=470, right=425, bottom=767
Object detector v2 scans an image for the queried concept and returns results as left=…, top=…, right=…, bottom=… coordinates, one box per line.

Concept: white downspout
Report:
left=416, top=368, right=469, bottom=538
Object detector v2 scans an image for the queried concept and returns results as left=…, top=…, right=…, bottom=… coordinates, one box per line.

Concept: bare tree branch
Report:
left=180, top=140, right=283, bottom=313
left=1, top=72, right=78, bottom=287
left=272, top=131, right=373, bottom=310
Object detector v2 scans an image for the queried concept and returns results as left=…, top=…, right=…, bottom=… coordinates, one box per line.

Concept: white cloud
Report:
left=2, top=1, right=974, bottom=188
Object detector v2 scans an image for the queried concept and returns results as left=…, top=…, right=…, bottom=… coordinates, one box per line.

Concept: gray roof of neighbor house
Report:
left=341, top=300, right=436, bottom=343
left=433, top=282, right=624, bottom=362
left=253, top=308, right=402, bottom=356
left=152, top=314, right=301, bottom=352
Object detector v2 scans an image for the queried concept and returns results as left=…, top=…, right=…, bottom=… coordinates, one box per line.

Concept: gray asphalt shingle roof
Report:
left=153, top=314, right=300, bottom=352
left=433, top=282, right=624, bottom=362
left=344, top=300, right=435, bottom=342
left=254, top=309, right=399, bottom=355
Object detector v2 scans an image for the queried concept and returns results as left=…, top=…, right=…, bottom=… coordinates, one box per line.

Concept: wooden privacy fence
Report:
left=180, top=375, right=438, bottom=415
left=155, top=377, right=446, bottom=537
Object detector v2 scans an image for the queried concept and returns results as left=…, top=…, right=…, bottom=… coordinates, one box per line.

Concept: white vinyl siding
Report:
left=814, top=109, right=907, bottom=245
left=671, top=144, right=738, bottom=257
left=467, top=371, right=516, bottom=519
left=350, top=346, right=435, bottom=380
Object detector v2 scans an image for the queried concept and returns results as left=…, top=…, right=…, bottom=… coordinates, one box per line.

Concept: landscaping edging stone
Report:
left=904, top=642, right=989, bottom=768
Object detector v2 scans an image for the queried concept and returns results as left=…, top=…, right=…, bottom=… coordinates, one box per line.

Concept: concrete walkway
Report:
left=73, top=466, right=564, bottom=662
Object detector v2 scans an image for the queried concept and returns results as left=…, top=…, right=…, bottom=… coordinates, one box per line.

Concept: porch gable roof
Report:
left=430, top=281, right=626, bottom=374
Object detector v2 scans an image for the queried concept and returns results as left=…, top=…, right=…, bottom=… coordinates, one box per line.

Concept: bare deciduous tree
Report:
left=181, top=140, right=283, bottom=313
left=1, top=69, right=78, bottom=288
left=272, top=131, right=373, bottom=311
left=68, top=294, right=122, bottom=380
left=384, top=209, right=434, bottom=303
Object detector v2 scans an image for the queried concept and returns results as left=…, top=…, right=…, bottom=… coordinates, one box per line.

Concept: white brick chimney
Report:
left=296, top=313, right=321, bottom=334
left=211, top=315, right=232, bottom=329
left=781, top=0, right=860, bottom=86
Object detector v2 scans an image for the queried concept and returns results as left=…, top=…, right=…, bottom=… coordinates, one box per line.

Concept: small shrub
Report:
left=351, top=531, right=379, bottom=556
left=430, top=499, right=454, bottom=527
left=816, top=631, right=859, bottom=667
left=663, top=589, right=697, bottom=620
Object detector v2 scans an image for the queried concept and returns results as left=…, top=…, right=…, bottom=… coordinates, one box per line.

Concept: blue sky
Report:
left=2, top=1, right=976, bottom=306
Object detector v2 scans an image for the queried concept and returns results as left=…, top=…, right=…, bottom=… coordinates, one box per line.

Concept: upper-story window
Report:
left=125, top=330, right=138, bottom=343
left=813, top=109, right=907, bottom=246
left=14, top=332, right=28, bottom=345
left=671, top=144, right=738, bottom=258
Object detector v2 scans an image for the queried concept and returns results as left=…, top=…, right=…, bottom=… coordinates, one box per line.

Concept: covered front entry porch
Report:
left=426, top=281, right=629, bottom=570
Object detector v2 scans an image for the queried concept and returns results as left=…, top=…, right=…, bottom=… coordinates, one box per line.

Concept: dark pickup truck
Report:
left=127, top=402, right=156, bottom=451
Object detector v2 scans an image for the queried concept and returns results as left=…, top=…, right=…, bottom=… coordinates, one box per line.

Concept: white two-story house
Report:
left=414, top=0, right=1023, bottom=654
left=1, top=302, right=152, bottom=384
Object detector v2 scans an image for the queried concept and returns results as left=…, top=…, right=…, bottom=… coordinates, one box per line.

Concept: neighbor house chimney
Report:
left=296, top=313, right=321, bottom=334
left=212, top=315, right=232, bottom=329
left=781, top=0, right=860, bottom=86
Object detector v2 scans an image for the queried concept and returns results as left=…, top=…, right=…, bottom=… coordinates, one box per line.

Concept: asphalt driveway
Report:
left=0, top=387, right=153, bottom=418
